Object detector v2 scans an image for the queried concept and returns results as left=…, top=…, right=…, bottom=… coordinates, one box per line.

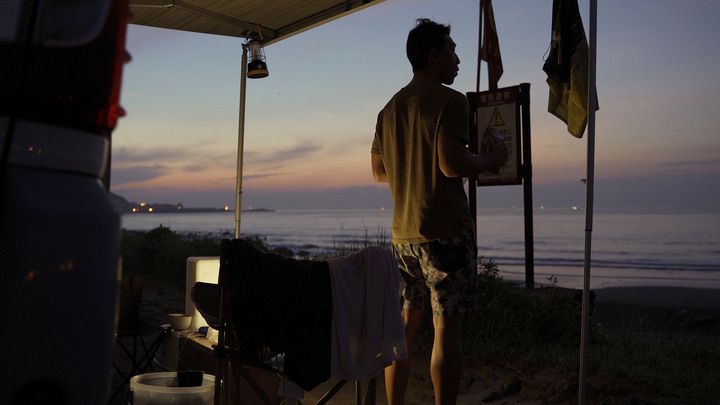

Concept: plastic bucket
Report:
left=129, top=372, right=215, bottom=405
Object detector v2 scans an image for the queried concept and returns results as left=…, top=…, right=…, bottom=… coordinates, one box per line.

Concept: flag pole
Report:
left=477, top=0, right=483, bottom=94
left=578, top=0, right=598, bottom=403
left=470, top=0, right=484, bottom=227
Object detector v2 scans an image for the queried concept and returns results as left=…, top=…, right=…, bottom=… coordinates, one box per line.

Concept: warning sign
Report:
left=473, top=85, right=522, bottom=186
left=488, top=108, right=505, bottom=126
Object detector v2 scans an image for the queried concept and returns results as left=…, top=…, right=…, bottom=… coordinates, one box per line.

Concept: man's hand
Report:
left=480, top=127, right=509, bottom=173
left=488, top=136, right=509, bottom=171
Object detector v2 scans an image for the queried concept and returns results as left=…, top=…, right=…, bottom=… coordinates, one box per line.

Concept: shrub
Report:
left=122, top=226, right=216, bottom=287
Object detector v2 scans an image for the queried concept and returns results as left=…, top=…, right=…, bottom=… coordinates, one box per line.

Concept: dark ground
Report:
left=107, top=286, right=720, bottom=405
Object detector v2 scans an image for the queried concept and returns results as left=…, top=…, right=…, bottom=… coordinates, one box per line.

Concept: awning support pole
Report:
left=234, top=43, right=248, bottom=239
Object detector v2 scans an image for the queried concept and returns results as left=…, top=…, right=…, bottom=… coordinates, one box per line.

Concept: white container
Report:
left=169, top=313, right=193, bottom=330
left=130, top=372, right=215, bottom=405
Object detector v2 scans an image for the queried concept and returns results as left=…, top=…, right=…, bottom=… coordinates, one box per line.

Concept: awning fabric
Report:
left=129, top=0, right=385, bottom=44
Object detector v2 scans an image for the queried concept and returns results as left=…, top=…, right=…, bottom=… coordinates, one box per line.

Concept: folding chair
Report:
left=109, top=275, right=170, bottom=404
left=192, top=239, right=380, bottom=405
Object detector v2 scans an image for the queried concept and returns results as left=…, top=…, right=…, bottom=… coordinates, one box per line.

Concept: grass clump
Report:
left=590, top=320, right=720, bottom=404
left=121, top=226, right=221, bottom=287
left=121, top=226, right=273, bottom=287
left=331, top=224, right=392, bottom=257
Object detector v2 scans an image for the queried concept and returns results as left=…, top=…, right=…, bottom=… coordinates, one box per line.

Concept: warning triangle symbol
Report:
left=488, top=108, right=505, bottom=126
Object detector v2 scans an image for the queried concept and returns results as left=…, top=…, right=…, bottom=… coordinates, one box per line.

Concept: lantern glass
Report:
left=246, top=39, right=268, bottom=79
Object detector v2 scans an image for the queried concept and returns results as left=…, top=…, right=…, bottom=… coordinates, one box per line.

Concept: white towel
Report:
left=327, top=246, right=408, bottom=381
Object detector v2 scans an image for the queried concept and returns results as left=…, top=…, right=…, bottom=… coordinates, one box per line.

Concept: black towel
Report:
left=192, top=239, right=333, bottom=391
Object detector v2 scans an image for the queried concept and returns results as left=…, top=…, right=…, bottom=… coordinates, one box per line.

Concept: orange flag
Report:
left=480, top=0, right=503, bottom=90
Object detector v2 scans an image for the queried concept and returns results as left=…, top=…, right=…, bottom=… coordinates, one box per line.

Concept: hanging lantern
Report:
left=247, top=39, right=268, bottom=79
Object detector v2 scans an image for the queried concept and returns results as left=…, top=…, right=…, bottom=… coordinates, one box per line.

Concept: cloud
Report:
left=247, top=142, right=322, bottom=167
left=242, top=186, right=393, bottom=210
left=182, top=163, right=210, bottom=173
left=244, top=173, right=282, bottom=180
left=112, top=145, right=192, bottom=163
left=110, top=164, right=169, bottom=185
left=111, top=144, right=236, bottom=182
left=239, top=142, right=327, bottom=183
left=660, top=158, right=720, bottom=168
left=112, top=146, right=178, bottom=164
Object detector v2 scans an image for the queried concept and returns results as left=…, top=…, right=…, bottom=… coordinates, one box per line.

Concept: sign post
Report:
left=468, top=83, right=534, bottom=288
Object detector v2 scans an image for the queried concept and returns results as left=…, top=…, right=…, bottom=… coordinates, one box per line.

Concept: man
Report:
left=370, top=19, right=508, bottom=405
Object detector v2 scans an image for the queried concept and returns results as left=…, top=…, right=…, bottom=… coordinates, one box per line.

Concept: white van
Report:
left=0, top=1, right=129, bottom=403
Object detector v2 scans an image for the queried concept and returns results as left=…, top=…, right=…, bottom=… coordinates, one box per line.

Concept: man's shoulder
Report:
left=410, top=83, right=464, bottom=96
left=390, top=84, right=465, bottom=104
left=378, top=84, right=466, bottom=118
left=427, top=83, right=465, bottom=97
left=428, top=86, right=468, bottom=110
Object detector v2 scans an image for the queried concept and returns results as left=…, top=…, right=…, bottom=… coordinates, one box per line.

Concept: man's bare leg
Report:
left=430, top=314, right=464, bottom=405
left=385, top=308, right=423, bottom=405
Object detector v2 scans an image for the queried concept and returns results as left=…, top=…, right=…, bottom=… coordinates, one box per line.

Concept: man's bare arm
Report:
left=371, top=153, right=388, bottom=183
left=437, top=136, right=507, bottom=178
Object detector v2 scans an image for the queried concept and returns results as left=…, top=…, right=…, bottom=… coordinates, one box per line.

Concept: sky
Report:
left=110, top=0, right=720, bottom=210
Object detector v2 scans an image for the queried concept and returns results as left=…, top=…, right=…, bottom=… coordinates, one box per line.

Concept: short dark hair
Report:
left=406, top=18, right=452, bottom=72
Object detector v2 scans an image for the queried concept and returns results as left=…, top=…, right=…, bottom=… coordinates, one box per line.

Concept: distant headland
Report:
left=108, top=192, right=273, bottom=214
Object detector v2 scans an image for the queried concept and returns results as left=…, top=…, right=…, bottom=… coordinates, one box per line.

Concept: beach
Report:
left=110, top=283, right=720, bottom=405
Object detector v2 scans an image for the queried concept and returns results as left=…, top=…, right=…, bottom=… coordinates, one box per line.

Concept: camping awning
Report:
left=129, top=0, right=385, bottom=44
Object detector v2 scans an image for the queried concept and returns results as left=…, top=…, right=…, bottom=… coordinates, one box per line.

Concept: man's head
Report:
left=406, top=18, right=459, bottom=84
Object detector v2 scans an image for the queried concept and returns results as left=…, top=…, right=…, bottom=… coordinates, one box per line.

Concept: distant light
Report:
left=140, top=202, right=146, bottom=207
left=58, top=261, right=74, bottom=272
left=224, top=206, right=229, bottom=211
left=381, top=206, right=385, bottom=211
left=24, top=270, right=39, bottom=282
left=148, top=207, right=153, bottom=212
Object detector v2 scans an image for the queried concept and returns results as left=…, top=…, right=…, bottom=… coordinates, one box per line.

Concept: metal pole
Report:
left=519, top=83, right=534, bottom=289
left=470, top=0, right=483, bottom=230
left=477, top=0, right=483, bottom=95
left=234, top=44, right=248, bottom=239
left=579, top=0, right=598, bottom=403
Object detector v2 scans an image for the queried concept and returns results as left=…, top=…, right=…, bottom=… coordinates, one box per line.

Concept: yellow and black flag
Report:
left=543, top=0, right=598, bottom=138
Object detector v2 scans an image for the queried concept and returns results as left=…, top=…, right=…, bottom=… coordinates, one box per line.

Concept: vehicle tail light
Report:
left=1, top=0, right=130, bottom=134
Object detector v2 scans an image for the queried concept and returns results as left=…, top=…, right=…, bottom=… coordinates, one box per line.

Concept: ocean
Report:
left=120, top=207, right=720, bottom=291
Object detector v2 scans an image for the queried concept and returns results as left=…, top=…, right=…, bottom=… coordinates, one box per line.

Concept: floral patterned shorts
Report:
left=392, top=227, right=478, bottom=316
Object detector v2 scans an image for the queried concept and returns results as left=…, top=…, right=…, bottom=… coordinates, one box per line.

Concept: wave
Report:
left=492, top=255, right=719, bottom=273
